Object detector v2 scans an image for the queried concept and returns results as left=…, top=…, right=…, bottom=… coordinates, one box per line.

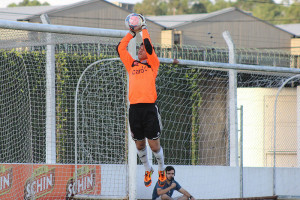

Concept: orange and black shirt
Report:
left=117, top=29, right=160, bottom=104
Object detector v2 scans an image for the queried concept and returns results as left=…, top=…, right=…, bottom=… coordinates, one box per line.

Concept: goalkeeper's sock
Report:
left=153, top=147, right=165, bottom=171
left=137, top=147, right=152, bottom=172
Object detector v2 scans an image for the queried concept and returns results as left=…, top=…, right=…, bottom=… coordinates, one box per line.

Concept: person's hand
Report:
left=170, top=182, right=176, bottom=189
left=173, top=59, right=179, bottom=64
left=138, top=14, right=147, bottom=30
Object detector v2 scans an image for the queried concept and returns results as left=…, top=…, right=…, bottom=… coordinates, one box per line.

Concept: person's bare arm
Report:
left=178, top=188, right=196, bottom=200
left=157, top=182, right=176, bottom=196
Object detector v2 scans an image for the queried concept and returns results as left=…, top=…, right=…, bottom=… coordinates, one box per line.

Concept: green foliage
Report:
left=135, top=0, right=197, bottom=15
left=134, top=0, right=300, bottom=24
left=190, top=2, right=207, bottom=13
left=0, top=49, right=109, bottom=163
left=54, top=51, right=110, bottom=163
left=8, top=0, right=50, bottom=7
left=207, top=0, right=233, bottom=12
left=135, top=0, right=168, bottom=15
left=285, top=2, right=300, bottom=24
left=0, top=50, right=34, bottom=163
left=156, top=64, right=195, bottom=164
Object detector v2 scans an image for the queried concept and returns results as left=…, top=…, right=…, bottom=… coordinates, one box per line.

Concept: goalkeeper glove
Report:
left=138, top=14, right=147, bottom=30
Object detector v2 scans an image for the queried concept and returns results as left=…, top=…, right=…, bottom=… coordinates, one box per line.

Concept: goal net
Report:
left=75, top=59, right=128, bottom=197
left=0, top=26, right=127, bottom=199
left=1, top=21, right=300, bottom=199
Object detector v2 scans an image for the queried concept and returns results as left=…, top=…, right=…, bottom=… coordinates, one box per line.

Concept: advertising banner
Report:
left=0, top=164, right=101, bottom=199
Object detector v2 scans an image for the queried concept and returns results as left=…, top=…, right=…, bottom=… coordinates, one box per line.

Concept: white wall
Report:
left=237, top=88, right=297, bottom=167
left=136, top=165, right=300, bottom=199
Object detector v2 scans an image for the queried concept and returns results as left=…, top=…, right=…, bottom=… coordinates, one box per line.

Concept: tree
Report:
left=208, top=0, right=233, bottom=12
left=135, top=0, right=191, bottom=15
left=200, top=0, right=215, bottom=13
left=284, top=2, right=300, bottom=23
left=134, top=0, right=300, bottom=25
left=8, top=0, right=50, bottom=7
left=135, top=0, right=168, bottom=15
left=190, top=2, right=207, bottom=13
left=251, top=3, right=283, bottom=23
left=167, top=0, right=190, bottom=15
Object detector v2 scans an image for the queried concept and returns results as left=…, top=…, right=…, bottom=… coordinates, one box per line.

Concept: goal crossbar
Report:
left=0, top=19, right=127, bottom=37
left=159, top=58, right=300, bottom=74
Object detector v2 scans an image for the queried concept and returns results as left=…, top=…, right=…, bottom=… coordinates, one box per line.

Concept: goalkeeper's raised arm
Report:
left=116, top=13, right=167, bottom=189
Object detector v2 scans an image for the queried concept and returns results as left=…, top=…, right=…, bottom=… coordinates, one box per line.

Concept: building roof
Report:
left=147, top=7, right=294, bottom=37
left=276, top=24, right=300, bottom=37
left=0, top=0, right=134, bottom=22
left=21, top=0, right=108, bottom=21
left=0, top=0, right=163, bottom=29
left=147, top=7, right=237, bottom=28
left=0, top=6, right=63, bottom=21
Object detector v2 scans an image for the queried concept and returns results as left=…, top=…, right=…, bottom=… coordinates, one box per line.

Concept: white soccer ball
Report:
left=125, top=13, right=142, bottom=32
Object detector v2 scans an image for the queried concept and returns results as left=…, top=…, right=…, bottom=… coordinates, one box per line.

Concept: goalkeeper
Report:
left=117, top=14, right=166, bottom=188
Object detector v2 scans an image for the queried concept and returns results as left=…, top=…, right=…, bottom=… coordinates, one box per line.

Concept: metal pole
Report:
left=239, top=106, right=244, bottom=198
left=223, top=31, right=238, bottom=167
left=0, top=19, right=127, bottom=38
left=297, top=86, right=300, bottom=167
left=41, top=14, right=56, bottom=164
left=128, top=36, right=137, bottom=200
left=158, top=58, right=300, bottom=74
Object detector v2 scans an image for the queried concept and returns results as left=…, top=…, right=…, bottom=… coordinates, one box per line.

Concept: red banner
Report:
left=0, top=164, right=101, bottom=200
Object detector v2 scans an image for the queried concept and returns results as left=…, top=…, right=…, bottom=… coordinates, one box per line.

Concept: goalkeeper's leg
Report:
left=137, top=146, right=152, bottom=171
left=149, top=140, right=166, bottom=187
left=136, top=141, right=154, bottom=187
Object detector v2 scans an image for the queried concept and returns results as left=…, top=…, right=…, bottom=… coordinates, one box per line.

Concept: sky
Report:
left=0, top=0, right=143, bottom=8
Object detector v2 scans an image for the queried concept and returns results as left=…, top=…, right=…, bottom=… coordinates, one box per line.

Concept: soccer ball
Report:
left=125, top=13, right=142, bottom=32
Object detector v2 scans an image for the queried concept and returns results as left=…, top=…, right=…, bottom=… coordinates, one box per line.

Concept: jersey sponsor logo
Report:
left=132, top=66, right=149, bottom=75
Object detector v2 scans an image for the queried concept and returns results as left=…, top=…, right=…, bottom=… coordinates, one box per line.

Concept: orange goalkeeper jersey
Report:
left=117, top=29, right=160, bottom=104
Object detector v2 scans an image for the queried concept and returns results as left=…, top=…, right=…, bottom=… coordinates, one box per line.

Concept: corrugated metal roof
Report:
left=146, top=7, right=236, bottom=28
left=0, top=0, right=164, bottom=30
left=0, top=6, right=63, bottom=21
left=0, top=0, right=130, bottom=22
left=146, top=13, right=208, bottom=28
left=21, top=0, right=100, bottom=21
left=276, top=24, right=300, bottom=37
left=21, top=0, right=147, bottom=22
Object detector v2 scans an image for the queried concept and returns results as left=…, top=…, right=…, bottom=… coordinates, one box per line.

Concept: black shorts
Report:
left=129, top=103, right=162, bottom=141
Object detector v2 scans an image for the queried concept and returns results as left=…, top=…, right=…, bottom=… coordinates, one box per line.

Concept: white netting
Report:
left=0, top=48, right=34, bottom=199
left=75, top=59, right=128, bottom=196
left=0, top=29, right=123, bottom=199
